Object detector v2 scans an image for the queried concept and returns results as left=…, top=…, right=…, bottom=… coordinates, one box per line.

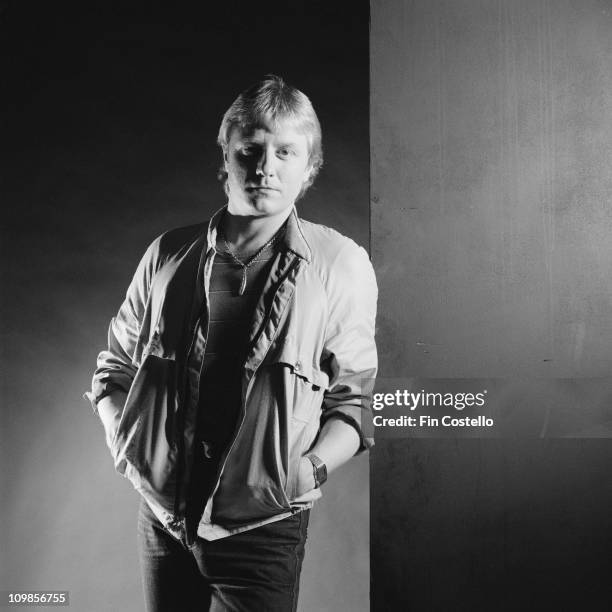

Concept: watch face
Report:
left=318, top=463, right=328, bottom=486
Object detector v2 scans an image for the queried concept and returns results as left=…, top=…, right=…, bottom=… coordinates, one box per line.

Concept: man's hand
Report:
left=295, top=456, right=317, bottom=497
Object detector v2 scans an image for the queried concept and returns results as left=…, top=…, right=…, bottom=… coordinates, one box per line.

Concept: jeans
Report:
left=137, top=497, right=309, bottom=612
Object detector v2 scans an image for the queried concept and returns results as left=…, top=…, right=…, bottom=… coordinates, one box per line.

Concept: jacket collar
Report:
left=206, top=204, right=312, bottom=263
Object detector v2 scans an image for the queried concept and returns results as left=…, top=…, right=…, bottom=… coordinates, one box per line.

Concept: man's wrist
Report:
left=305, top=453, right=327, bottom=488
left=297, top=456, right=317, bottom=496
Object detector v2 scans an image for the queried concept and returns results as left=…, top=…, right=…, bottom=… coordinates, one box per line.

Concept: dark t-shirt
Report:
left=186, top=245, right=278, bottom=530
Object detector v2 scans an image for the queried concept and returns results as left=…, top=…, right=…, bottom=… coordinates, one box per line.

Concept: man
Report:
left=85, top=75, right=377, bottom=611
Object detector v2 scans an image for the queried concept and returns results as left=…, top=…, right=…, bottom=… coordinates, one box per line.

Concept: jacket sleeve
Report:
left=321, top=241, right=378, bottom=453
left=84, top=237, right=161, bottom=415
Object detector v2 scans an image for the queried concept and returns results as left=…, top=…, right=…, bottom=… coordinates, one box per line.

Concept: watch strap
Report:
left=306, top=453, right=327, bottom=488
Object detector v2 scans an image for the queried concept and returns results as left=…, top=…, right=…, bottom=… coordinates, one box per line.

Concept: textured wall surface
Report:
left=372, top=0, right=612, bottom=377
left=1, top=3, right=369, bottom=611
left=371, top=0, right=612, bottom=609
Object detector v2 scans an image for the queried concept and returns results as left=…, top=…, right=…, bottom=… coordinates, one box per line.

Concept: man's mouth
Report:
left=247, top=185, right=279, bottom=192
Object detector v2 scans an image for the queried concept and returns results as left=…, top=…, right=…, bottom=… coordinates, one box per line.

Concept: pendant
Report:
left=238, top=267, right=247, bottom=296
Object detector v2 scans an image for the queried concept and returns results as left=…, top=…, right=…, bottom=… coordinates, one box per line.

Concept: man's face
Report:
left=224, top=118, right=312, bottom=218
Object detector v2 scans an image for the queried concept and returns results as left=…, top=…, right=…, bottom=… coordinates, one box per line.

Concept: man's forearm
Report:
left=97, top=390, right=127, bottom=450
left=309, top=417, right=361, bottom=473
left=295, top=417, right=361, bottom=496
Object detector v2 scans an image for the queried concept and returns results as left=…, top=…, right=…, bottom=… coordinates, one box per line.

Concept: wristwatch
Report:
left=305, top=453, right=327, bottom=488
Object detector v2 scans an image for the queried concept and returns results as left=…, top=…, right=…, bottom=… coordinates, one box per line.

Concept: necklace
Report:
left=218, top=225, right=285, bottom=296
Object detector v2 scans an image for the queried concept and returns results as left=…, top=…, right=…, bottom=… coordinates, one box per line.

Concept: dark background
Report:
left=1, top=2, right=369, bottom=611
left=371, top=0, right=612, bottom=610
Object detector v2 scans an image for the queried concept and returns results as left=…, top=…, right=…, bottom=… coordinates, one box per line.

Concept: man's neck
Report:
left=220, top=206, right=294, bottom=256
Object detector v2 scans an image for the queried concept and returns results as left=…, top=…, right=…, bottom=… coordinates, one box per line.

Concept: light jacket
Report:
left=85, top=206, right=378, bottom=541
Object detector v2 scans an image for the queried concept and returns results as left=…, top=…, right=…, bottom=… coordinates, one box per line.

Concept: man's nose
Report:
left=256, top=149, right=275, bottom=176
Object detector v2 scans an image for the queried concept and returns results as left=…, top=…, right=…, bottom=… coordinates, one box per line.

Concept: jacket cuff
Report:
left=83, top=382, right=125, bottom=415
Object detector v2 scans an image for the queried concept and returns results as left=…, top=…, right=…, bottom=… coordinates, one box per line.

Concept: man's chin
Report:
left=246, top=197, right=293, bottom=216
left=228, top=193, right=295, bottom=218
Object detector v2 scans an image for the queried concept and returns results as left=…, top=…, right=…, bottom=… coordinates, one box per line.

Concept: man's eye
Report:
left=277, top=148, right=291, bottom=158
left=241, top=146, right=257, bottom=155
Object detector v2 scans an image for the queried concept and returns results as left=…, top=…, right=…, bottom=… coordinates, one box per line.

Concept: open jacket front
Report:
left=86, top=206, right=378, bottom=541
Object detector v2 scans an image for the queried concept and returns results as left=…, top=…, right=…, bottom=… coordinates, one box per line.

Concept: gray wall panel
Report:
left=371, top=1, right=612, bottom=609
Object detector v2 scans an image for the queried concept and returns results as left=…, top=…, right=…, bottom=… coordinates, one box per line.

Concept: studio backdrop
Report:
left=1, top=3, right=369, bottom=611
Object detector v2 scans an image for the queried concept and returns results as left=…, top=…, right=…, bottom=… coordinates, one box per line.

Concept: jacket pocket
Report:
left=111, top=351, right=179, bottom=512
left=262, top=338, right=327, bottom=424
left=257, top=339, right=327, bottom=501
